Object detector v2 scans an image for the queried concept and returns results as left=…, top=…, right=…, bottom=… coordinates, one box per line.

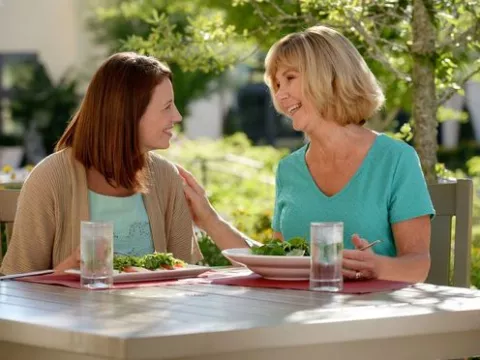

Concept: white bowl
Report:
left=222, top=248, right=310, bottom=281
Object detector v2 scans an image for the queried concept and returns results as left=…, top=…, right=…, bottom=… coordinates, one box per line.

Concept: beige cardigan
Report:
left=0, top=148, right=202, bottom=275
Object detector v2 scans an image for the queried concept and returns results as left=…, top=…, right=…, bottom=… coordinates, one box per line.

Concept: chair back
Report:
left=0, top=189, right=20, bottom=264
left=427, top=179, right=473, bottom=287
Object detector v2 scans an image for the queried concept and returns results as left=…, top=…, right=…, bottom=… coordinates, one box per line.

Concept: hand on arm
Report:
left=176, top=165, right=251, bottom=250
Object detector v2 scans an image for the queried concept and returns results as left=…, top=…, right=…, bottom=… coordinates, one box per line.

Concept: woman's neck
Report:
left=306, top=122, right=374, bottom=163
left=86, top=168, right=136, bottom=197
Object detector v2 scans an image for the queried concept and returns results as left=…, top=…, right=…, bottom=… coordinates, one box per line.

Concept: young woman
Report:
left=1, top=52, right=246, bottom=275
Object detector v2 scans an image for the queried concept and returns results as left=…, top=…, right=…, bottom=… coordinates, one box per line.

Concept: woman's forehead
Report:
left=274, top=65, right=299, bottom=79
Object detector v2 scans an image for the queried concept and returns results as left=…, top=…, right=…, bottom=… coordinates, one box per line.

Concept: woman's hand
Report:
left=176, top=164, right=221, bottom=231
left=54, top=247, right=80, bottom=273
left=342, top=234, right=380, bottom=280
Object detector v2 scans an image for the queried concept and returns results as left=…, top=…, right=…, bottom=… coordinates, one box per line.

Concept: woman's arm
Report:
left=377, top=215, right=431, bottom=282
left=343, top=215, right=431, bottom=282
left=203, top=216, right=255, bottom=250
left=0, top=168, right=56, bottom=275
left=343, top=145, right=434, bottom=283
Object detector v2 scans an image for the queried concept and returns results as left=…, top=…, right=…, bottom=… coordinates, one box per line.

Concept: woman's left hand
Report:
left=342, top=234, right=380, bottom=280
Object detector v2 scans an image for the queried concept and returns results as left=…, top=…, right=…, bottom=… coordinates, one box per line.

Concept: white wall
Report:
left=0, top=0, right=106, bottom=84
left=185, top=90, right=233, bottom=140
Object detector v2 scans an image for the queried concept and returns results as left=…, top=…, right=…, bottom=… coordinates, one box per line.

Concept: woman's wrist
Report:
left=373, top=254, right=387, bottom=279
left=372, top=253, right=429, bottom=282
left=202, top=209, right=223, bottom=234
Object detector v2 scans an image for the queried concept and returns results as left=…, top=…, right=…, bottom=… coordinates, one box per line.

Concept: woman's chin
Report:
left=292, top=120, right=305, bottom=132
left=157, top=142, right=171, bottom=150
left=145, top=141, right=171, bottom=151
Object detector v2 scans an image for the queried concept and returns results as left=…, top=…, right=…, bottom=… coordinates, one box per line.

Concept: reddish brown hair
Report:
left=56, top=52, right=172, bottom=192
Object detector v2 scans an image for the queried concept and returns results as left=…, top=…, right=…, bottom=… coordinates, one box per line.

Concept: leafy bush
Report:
left=196, top=232, right=232, bottom=267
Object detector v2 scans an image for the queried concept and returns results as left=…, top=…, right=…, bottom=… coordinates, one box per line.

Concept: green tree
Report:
left=116, top=0, right=480, bottom=183
left=88, top=0, right=226, bottom=118
left=10, top=60, right=79, bottom=154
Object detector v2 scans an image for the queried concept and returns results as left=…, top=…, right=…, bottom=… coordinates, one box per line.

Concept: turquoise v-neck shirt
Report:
left=272, top=134, right=435, bottom=257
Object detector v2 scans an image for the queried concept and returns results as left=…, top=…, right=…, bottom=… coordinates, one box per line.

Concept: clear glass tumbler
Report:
left=309, top=222, right=344, bottom=292
left=80, top=221, right=114, bottom=289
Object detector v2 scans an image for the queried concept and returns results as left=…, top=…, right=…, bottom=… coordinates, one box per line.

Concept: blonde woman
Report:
left=178, top=25, right=435, bottom=283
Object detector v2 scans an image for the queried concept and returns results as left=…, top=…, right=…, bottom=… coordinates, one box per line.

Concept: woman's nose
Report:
left=276, top=90, right=289, bottom=101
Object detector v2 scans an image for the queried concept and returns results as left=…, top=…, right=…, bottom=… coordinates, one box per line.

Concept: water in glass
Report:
left=310, top=222, right=343, bottom=292
left=80, top=221, right=114, bottom=289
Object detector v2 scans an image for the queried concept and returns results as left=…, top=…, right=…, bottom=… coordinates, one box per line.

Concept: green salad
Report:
left=113, top=253, right=185, bottom=272
left=251, top=237, right=310, bottom=256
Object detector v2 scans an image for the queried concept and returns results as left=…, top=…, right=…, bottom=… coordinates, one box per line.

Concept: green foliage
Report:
left=9, top=60, right=79, bottom=154
left=471, top=247, right=480, bottom=289
left=462, top=166, right=480, bottom=289
left=120, top=0, right=480, bottom=182
left=120, top=0, right=479, bottom=115
left=88, top=0, right=226, bottom=117
left=196, top=232, right=232, bottom=267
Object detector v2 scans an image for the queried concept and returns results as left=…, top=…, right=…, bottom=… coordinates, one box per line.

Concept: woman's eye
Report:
left=286, top=75, right=295, bottom=81
left=164, top=104, right=172, bottom=110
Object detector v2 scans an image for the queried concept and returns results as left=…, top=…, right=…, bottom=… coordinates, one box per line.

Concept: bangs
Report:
left=264, top=37, right=302, bottom=91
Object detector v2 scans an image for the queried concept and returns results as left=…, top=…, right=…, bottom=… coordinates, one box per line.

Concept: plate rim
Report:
left=64, top=264, right=210, bottom=281
left=222, top=247, right=310, bottom=261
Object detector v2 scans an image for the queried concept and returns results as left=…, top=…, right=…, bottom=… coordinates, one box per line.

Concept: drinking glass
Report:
left=80, top=221, right=114, bottom=289
left=309, top=222, right=343, bottom=292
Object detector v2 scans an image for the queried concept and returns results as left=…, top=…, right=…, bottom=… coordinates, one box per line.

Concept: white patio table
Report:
left=1, top=269, right=480, bottom=360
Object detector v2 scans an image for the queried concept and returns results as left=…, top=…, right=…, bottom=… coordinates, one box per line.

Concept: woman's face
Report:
left=274, top=65, right=317, bottom=132
left=139, top=79, right=182, bottom=152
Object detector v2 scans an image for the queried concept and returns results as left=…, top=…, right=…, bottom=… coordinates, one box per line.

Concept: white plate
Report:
left=64, top=265, right=210, bottom=284
left=222, top=248, right=310, bottom=281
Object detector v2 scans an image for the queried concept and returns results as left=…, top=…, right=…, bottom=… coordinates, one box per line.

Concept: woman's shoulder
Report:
left=372, top=134, right=424, bottom=185
left=24, top=149, right=73, bottom=184
left=278, top=143, right=308, bottom=169
left=148, top=151, right=176, bottom=169
left=374, top=134, right=420, bottom=167
left=147, top=152, right=180, bottom=180
left=376, top=133, right=416, bottom=155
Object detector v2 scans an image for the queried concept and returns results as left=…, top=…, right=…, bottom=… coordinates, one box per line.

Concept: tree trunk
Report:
left=412, top=0, right=438, bottom=184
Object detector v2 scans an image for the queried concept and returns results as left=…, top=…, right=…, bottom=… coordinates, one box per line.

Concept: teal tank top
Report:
left=88, top=190, right=155, bottom=256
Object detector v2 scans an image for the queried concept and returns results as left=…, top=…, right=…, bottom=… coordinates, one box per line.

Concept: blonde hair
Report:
left=264, top=25, right=385, bottom=126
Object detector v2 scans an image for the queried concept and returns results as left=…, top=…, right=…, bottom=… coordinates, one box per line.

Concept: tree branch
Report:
left=264, top=0, right=289, bottom=17
left=437, top=63, right=480, bottom=106
left=345, top=11, right=411, bottom=82
left=251, top=1, right=272, bottom=25
left=437, top=21, right=480, bottom=50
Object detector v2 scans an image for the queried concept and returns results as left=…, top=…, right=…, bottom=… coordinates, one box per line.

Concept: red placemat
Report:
left=211, top=273, right=411, bottom=294
left=17, top=273, right=210, bottom=289
left=16, top=269, right=411, bottom=294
